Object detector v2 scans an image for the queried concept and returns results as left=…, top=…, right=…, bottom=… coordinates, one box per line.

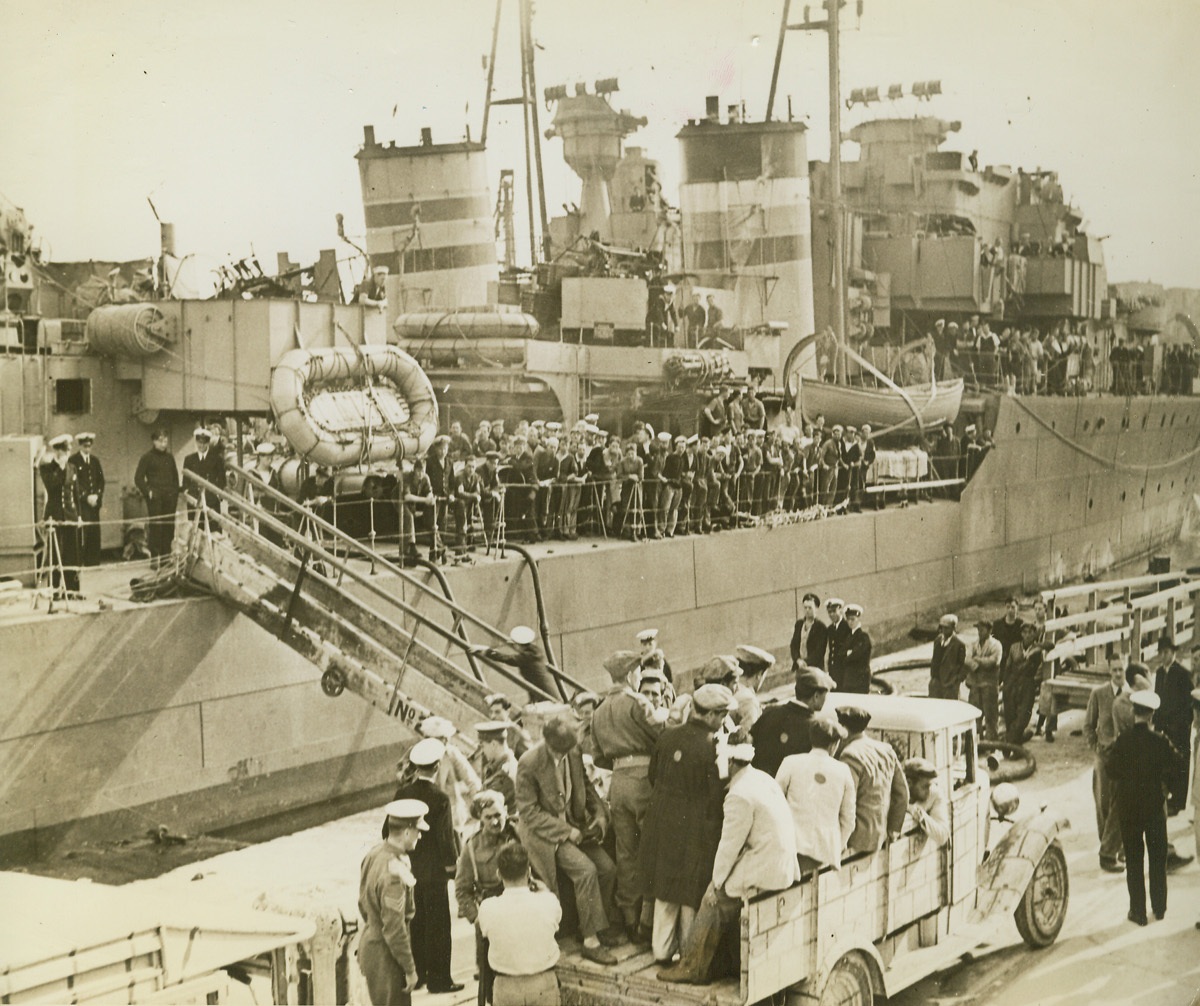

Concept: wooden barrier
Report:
left=1037, top=572, right=1200, bottom=714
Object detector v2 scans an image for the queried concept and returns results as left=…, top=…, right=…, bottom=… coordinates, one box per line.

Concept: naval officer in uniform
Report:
left=358, top=798, right=429, bottom=1005
left=70, top=432, right=104, bottom=566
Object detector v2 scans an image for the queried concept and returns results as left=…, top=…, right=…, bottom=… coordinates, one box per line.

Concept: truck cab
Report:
left=556, top=694, right=1069, bottom=1005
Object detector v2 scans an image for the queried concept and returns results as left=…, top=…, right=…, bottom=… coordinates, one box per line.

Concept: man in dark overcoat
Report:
left=393, top=739, right=463, bottom=994
left=824, top=597, right=850, bottom=681
left=639, top=683, right=733, bottom=964
left=1107, top=690, right=1186, bottom=926
left=1153, top=637, right=1194, bottom=814
left=789, top=592, right=828, bottom=673
left=838, top=603, right=872, bottom=693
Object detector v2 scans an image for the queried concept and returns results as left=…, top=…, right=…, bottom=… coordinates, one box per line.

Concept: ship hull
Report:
left=3, top=394, right=1197, bottom=861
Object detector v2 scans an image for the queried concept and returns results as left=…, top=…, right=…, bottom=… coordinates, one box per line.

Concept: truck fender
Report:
left=969, top=806, right=1069, bottom=923
left=792, top=939, right=887, bottom=1004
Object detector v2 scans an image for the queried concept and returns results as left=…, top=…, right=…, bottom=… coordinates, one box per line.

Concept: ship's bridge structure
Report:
left=811, top=115, right=1109, bottom=328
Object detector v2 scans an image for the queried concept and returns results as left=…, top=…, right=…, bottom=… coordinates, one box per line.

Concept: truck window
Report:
left=951, top=728, right=976, bottom=789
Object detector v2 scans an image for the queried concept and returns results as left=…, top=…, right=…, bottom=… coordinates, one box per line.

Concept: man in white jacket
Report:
left=776, top=717, right=856, bottom=871
left=657, top=743, right=799, bottom=985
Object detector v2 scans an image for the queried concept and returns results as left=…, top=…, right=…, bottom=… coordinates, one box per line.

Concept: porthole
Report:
left=1096, top=417, right=1106, bottom=431
left=1015, top=422, right=1021, bottom=434
left=1142, top=416, right=1148, bottom=429
left=1088, top=499, right=1094, bottom=509
left=1082, top=420, right=1090, bottom=432
left=1121, top=491, right=1127, bottom=502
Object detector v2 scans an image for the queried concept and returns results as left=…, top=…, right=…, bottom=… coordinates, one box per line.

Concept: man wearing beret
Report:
left=1107, top=690, right=1186, bottom=925
left=358, top=799, right=429, bottom=1005
left=640, top=683, right=733, bottom=964
left=591, top=651, right=669, bottom=944
left=750, top=666, right=834, bottom=777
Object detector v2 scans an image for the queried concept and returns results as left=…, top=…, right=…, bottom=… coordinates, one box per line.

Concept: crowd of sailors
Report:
left=923, top=315, right=1196, bottom=398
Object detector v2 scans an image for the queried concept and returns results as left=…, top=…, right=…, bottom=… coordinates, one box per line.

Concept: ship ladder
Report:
left=178, top=468, right=587, bottom=743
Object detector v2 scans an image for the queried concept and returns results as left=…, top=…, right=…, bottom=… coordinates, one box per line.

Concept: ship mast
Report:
left=768, top=0, right=854, bottom=384
left=480, top=0, right=551, bottom=265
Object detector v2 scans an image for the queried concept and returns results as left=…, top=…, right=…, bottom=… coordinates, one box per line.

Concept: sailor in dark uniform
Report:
left=38, top=433, right=81, bottom=593
left=1107, top=689, right=1186, bottom=925
left=69, top=432, right=105, bottom=566
left=839, top=603, right=873, bottom=694
left=181, top=427, right=226, bottom=526
left=392, top=739, right=464, bottom=994
left=824, top=597, right=851, bottom=685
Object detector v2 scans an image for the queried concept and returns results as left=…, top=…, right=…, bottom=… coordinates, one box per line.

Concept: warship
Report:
left=2, top=3, right=1198, bottom=865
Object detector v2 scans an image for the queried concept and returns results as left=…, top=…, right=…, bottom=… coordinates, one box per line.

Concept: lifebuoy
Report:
left=270, top=344, right=438, bottom=468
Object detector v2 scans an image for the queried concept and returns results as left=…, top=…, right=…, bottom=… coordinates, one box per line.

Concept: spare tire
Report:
left=979, top=739, right=1036, bottom=782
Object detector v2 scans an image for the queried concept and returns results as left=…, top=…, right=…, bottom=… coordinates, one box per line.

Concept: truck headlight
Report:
left=991, top=782, right=1020, bottom=820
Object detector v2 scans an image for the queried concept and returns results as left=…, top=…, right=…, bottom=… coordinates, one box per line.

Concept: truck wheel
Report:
left=819, top=952, right=874, bottom=1005
left=1014, top=842, right=1069, bottom=948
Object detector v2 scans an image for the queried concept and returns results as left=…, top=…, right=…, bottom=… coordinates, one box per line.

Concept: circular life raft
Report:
left=270, top=344, right=438, bottom=467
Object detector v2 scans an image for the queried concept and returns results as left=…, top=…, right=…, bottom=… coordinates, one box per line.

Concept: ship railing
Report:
left=1035, top=571, right=1200, bottom=715
left=180, top=468, right=585, bottom=705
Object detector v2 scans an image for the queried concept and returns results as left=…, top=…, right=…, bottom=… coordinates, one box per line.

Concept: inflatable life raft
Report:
left=270, top=344, right=438, bottom=467
left=392, top=310, right=539, bottom=340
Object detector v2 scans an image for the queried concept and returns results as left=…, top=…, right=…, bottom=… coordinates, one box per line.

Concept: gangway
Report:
left=176, top=468, right=585, bottom=746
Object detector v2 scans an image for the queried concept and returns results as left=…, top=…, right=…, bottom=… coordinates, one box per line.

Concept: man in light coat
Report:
left=657, top=744, right=799, bottom=985
left=776, top=717, right=856, bottom=871
left=1084, top=662, right=1128, bottom=872
left=836, top=706, right=909, bottom=854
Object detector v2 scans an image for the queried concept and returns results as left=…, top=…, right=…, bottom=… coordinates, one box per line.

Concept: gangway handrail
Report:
left=1041, top=571, right=1191, bottom=604
left=181, top=470, right=567, bottom=703
left=218, top=462, right=588, bottom=696
left=409, top=556, right=486, bottom=683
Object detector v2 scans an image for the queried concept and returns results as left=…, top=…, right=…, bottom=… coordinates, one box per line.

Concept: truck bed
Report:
left=556, top=939, right=744, bottom=1006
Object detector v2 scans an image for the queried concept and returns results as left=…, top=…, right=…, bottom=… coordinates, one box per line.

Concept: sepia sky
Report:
left=3, top=0, right=1197, bottom=292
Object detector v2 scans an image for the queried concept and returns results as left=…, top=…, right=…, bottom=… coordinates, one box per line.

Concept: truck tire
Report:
left=819, top=952, right=874, bottom=1005
left=1014, top=842, right=1069, bottom=948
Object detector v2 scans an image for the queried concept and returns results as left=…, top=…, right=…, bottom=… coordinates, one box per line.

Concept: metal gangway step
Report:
left=177, top=467, right=584, bottom=743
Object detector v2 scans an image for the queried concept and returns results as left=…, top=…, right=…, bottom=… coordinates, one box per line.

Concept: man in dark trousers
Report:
left=38, top=434, right=81, bottom=594
left=1153, top=637, right=1194, bottom=815
left=1107, top=689, right=1186, bottom=925
left=181, top=427, right=225, bottom=524
left=824, top=597, right=851, bottom=683
left=393, top=739, right=463, bottom=993
left=929, top=613, right=966, bottom=699
left=134, top=428, right=180, bottom=558
left=789, top=592, right=828, bottom=673
left=750, top=666, right=835, bottom=777
left=69, top=432, right=104, bottom=566
left=473, top=624, right=561, bottom=701
left=640, top=683, right=732, bottom=964
left=838, top=603, right=873, bottom=693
